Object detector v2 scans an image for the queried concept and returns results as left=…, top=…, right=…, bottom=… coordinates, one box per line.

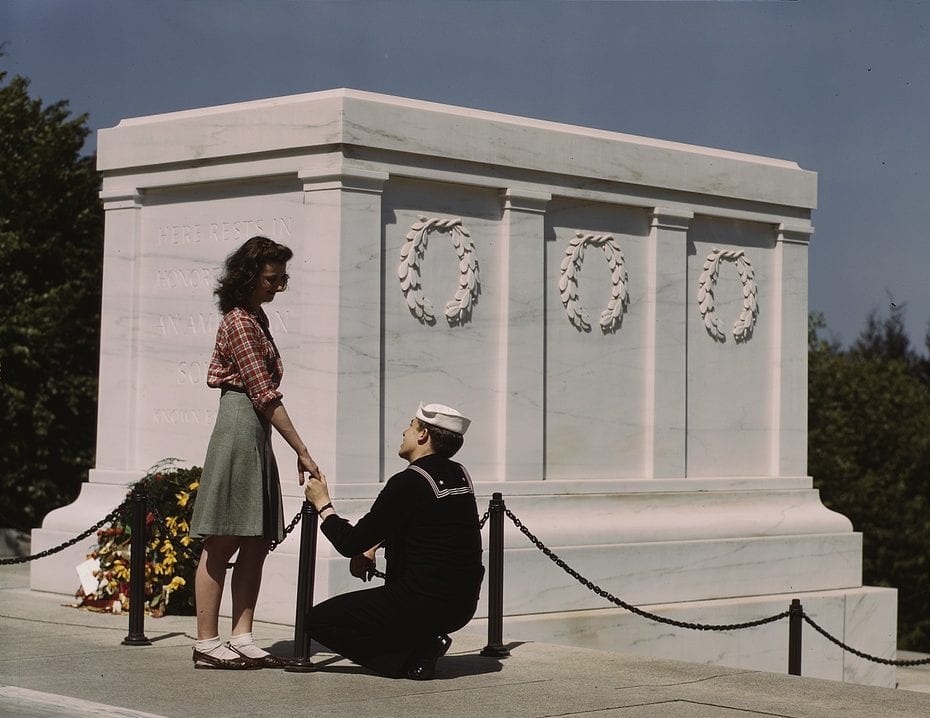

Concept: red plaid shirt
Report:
left=207, top=307, right=283, bottom=412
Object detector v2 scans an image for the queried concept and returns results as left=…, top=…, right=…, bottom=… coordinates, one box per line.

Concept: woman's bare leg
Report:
left=194, top=535, right=240, bottom=640
left=230, top=536, right=269, bottom=636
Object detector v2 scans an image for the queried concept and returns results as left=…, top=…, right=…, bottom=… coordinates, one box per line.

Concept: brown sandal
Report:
left=192, top=647, right=262, bottom=670
left=228, top=644, right=292, bottom=669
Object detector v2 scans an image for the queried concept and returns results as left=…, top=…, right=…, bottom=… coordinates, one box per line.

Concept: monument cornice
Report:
left=776, top=221, right=815, bottom=245
left=96, top=148, right=809, bottom=231
left=98, top=89, right=816, bottom=210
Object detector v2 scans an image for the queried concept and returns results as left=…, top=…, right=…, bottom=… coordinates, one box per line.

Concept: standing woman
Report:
left=189, top=235, right=324, bottom=670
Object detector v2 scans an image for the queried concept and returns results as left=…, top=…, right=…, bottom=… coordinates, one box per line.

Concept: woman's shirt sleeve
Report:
left=207, top=310, right=283, bottom=412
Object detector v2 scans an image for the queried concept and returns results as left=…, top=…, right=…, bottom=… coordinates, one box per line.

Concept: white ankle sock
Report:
left=229, top=632, right=269, bottom=659
left=195, top=636, right=239, bottom=660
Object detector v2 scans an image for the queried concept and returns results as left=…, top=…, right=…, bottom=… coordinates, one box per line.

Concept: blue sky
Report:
left=3, top=0, right=929, bottom=348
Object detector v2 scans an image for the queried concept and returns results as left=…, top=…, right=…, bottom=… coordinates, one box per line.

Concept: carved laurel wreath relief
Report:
left=697, top=247, right=758, bottom=342
left=559, top=232, right=629, bottom=333
left=397, top=215, right=480, bottom=326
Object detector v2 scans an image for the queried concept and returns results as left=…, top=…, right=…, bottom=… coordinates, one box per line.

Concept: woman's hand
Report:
left=298, top=453, right=322, bottom=485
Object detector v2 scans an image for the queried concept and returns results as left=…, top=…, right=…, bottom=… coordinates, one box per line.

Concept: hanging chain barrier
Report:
left=801, top=612, right=930, bottom=667
left=0, top=492, right=478, bottom=571
left=270, top=509, right=303, bottom=552
left=502, top=505, right=788, bottom=632
left=496, top=498, right=930, bottom=669
left=7, top=489, right=930, bottom=669
left=0, top=498, right=304, bottom=570
left=0, top=501, right=130, bottom=566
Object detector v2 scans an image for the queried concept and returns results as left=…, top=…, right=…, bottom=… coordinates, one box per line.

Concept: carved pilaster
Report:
left=93, top=189, right=144, bottom=472
left=770, top=221, right=813, bottom=476
left=646, top=208, right=693, bottom=478
left=294, top=161, right=388, bottom=482
left=500, top=188, right=550, bottom=481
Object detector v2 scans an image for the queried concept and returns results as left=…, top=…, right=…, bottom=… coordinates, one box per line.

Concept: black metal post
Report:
left=122, top=485, right=151, bottom=646
left=481, top=492, right=510, bottom=657
left=788, top=598, right=803, bottom=676
left=285, top=500, right=318, bottom=672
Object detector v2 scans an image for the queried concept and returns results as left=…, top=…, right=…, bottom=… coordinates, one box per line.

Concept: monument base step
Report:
left=476, top=586, right=897, bottom=688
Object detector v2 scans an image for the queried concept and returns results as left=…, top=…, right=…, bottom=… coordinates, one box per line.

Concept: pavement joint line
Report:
left=613, top=669, right=761, bottom=690
left=539, top=699, right=797, bottom=718
left=668, top=698, right=800, bottom=718
left=0, top=613, right=169, bottom=633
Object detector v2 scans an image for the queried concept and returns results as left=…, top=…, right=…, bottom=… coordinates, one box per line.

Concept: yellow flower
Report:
left=166, top=576, right=186, bottom=591
left=188, top=481, right=199, bottom=491
left=175, top=491, right=190, bottom=508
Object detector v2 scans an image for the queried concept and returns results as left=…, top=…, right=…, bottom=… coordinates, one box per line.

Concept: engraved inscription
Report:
left=157, top=224, right=205, bottom=245
left=157, top=310, right=289, bottom=341
left=155, top=267, right=221, bottom=291
left=156, top=216, right=294, bottom=246
left=152, top=408, right=218, bottom=426
left=176, top=360, right=207, bottom=385
left=158, top=313, right=222, bottom=337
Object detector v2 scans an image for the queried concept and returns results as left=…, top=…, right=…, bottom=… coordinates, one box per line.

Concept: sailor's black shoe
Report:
left=405, top=634, right=452, bottom=680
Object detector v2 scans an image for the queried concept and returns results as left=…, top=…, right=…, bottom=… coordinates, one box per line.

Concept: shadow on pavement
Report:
left=265, top=638, right=516, bottom=679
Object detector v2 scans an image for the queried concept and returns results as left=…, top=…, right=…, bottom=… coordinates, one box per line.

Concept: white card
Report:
left=75, top=558, right=100, bottom=596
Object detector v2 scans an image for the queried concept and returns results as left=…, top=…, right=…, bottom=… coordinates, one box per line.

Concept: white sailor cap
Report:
left=416, top=402, right=471, bottom=435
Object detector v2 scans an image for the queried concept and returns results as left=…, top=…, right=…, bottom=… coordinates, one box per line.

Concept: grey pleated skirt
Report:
left=189, top=388, right=285, bottom=542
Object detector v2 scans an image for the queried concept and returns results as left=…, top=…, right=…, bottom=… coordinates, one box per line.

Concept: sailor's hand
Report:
left=349, top=548, right=377, bottom=582
left=303, top=474, right=330, bottom=508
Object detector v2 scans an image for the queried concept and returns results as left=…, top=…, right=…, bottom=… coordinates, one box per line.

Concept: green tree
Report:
left=0, top=68, right=103, bottom=530
left=809, top=311, right=930, bottom=650
left=853, top=306, right=918, bottom=368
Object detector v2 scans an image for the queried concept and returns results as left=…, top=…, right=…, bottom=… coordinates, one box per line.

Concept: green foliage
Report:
left=80, top=462, right=203, bottom=617
left=809, top=310, right=930, bottom=650
left=0, top=68, right=103, bottom=530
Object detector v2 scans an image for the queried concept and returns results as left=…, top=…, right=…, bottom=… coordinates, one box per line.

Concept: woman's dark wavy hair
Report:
left=215, top=236, right=294, bottom=313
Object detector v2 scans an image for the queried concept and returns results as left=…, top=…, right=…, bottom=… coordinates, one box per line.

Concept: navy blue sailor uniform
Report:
left=307, top=454, right=485, bottom=677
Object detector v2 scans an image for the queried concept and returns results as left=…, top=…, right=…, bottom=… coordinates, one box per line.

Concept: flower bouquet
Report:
left=74, top=460, right=202, bottom=617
